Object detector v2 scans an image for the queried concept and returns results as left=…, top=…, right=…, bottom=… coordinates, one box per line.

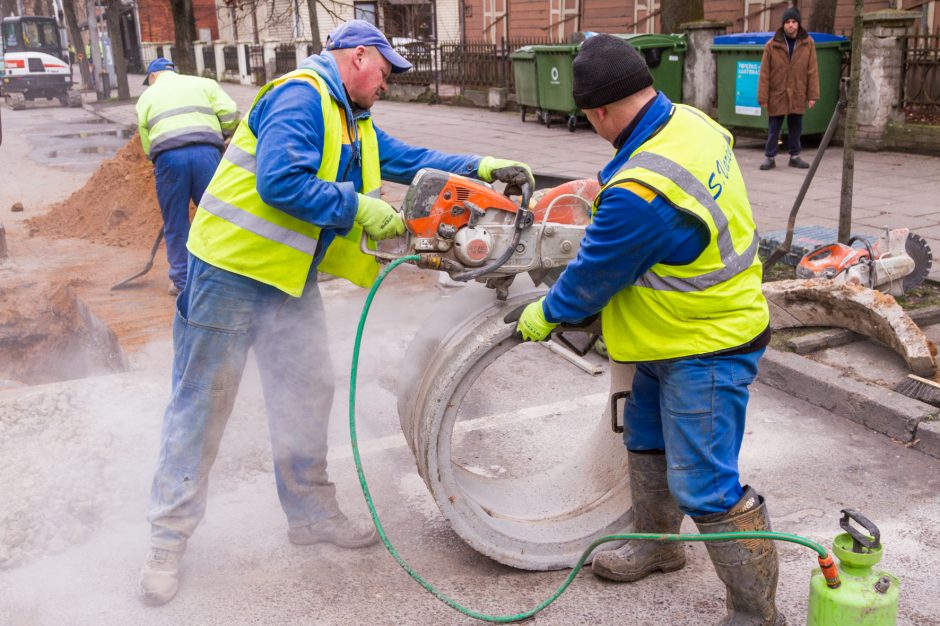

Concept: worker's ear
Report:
left=352, top=45, right=367, bottom=69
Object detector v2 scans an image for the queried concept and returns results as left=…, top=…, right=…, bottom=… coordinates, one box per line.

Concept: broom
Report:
left=893, top=374, right=940, bottom=408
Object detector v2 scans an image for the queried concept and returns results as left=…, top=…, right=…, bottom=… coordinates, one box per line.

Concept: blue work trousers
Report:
left=148, top=256, right=340, bottom=551
left=622, top=348, right=765, bottom=518
left=153, top=144, right=221, bottom=290
left=765, top=114, right=804, bottom=158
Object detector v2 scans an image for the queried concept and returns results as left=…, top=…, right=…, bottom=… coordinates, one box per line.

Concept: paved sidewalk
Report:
left=91, top=75, right=940, bottom=279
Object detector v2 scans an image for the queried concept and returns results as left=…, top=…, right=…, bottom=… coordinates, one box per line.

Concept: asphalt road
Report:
left=1, top=97, right=939, bottom=625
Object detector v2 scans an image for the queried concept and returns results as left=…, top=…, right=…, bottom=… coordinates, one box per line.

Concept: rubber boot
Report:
left=592, top=451, right=686, bottom=582
left=694, top=487, right=787, bottom=626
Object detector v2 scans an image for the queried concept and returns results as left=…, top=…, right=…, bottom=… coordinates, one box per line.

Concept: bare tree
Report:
left=660, top=0, right=703, bottom=34
left=170, top=0, right=197, bottom=74
left=306, top=0, right=321, bottom=53
left=105, top=0, right=128, bottom=99
left=809, top=0, right=837, bottom=34
left=62, top=0, right=93, bottom=89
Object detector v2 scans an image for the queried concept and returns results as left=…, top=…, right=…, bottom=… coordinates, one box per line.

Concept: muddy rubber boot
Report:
left=759, top=157, right=776, bottom=171
left=694, top=487, right=787, bottom=626
left=592, top=451, right=686, bottom=582
left=138, top=547, right=182, bottom=606
left=288, top=512, right=379, bottom=549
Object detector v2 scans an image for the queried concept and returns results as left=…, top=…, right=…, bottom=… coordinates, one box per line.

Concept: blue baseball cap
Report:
left=325, top=20, right=412, bottom=74
left=144, top=58, right=176, bottom=85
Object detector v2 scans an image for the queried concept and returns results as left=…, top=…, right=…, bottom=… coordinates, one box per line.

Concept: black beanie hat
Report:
left=782, top=7, right=801, bottom=26
left=572, top=34, right=654, bottom=110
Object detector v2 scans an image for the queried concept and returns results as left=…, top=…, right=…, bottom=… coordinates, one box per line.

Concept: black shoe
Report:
left=788, top=155, right=810, bottom=169
left=759, top=157, right=775, bottom=171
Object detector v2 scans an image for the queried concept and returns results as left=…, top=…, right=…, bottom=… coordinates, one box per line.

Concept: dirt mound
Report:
left=27, top=134, right=161, bottom=248
left=0, top=281, right=128, bottom=386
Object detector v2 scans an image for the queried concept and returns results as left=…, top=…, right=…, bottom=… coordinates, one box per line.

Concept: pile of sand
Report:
left=0, top=281, right=128, bottom=386
left=27, top=134, right=161, bottom=248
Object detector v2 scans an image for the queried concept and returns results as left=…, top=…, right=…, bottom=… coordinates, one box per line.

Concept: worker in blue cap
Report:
left=137, top=20, right=532, bottom=606
left=135, top=57, right=240, bottom=295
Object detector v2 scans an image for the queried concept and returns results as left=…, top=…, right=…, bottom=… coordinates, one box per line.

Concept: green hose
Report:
left=349, top=255, right=830, bottom=623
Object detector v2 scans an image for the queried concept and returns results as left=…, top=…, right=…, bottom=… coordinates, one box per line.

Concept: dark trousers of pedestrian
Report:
left=764, top=113, right=803, bottom=158
left=153, top=144, right=221, bottom=291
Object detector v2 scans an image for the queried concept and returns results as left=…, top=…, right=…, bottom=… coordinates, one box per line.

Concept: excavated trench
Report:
left=397, top=283, right=633, bottom=570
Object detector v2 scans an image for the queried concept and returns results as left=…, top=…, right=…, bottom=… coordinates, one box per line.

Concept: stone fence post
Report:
left=856, top=10, right=919, bottom=150
left=681, top=20, right=730, bottom=117
left=194, top=41, right=206, bottom=75
left=213, top=42, right=226, bottom=82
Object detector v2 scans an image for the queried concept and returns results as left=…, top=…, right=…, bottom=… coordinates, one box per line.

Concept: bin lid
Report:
left=532, top=44, right=582, bottom=52
left=614, top=33, right=687, bottom=51
left=712, top=31, right=847, bottom=47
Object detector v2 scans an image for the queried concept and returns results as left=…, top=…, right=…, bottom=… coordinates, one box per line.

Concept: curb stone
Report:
left=758, top=348, right=940, bottom=456
left=914, top=419, right=940, bottom=458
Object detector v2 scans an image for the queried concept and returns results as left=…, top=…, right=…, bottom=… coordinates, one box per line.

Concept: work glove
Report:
left=511, top=297, right=557, bottom=342
left=355, top=194, right=405, bottom=241
left=477, top=156, right=535, bottom=193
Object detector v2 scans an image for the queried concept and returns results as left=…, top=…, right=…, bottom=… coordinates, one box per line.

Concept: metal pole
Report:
left=88, top=0, right=105, bottom=97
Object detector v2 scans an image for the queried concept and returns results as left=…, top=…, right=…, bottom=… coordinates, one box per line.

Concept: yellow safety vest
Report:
left=187, top=68, right=382, bottom=296
left=598, top=104, right=769, bottom=362
left=135, top=72, right=239, bottom=159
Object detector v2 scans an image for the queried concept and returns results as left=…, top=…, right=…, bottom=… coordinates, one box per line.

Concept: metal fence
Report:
left=388, top=37, right=561, bottom=92
left=275, top=44, right=297, bottom=75
left=202, top=46, right=216, bottom=74
left=247, top=44, right=265, bottom=85
left=223, top=45, right=239, bottom=73
left=902, top=30, right=940, bottom=120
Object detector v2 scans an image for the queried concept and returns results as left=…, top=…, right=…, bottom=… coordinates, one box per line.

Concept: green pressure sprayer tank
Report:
left=808, top=509, right=899, bottom=625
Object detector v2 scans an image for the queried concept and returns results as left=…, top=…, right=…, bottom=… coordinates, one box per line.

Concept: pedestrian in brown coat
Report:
left=757, top=7, right=820, bottom=170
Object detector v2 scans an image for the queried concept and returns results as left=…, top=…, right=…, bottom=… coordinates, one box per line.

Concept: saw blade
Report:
left=904, top=232, right=933, bottom=291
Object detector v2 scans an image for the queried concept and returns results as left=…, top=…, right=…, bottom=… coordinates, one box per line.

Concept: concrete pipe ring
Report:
left=397, top=284, right=633, bottom=571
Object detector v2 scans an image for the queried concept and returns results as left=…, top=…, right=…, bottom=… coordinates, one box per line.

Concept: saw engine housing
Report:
left=395, top=168, right=597, bottom=283
left=796, top=228, right=917, bottom=297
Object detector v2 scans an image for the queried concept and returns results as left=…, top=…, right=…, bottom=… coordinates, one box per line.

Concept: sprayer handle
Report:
left=840, top=508, right=881, bottom=551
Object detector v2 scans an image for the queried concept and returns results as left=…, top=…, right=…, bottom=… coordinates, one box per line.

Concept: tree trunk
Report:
left=62, top=0, right=92, bottom=89
left=306, top=0, right=322, bottom=53
left=170, top=0, right=196, bottom=74
left=809, top=0, right=838, bottom=34
left=660, top=0, right=703, bottom=34
left=105, top=1, right=129, bottom=99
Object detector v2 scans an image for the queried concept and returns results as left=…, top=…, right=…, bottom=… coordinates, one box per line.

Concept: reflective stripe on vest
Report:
left=623, top=151, right=759, bottom=293
left=187, top=68, right=382, bottom=296
left=597, top=104, right=769, bottom=362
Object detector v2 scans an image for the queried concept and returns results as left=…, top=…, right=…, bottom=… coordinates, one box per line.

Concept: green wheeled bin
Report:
left=510, top=46, right=540, bottom=123
left=534, top=44, right=582, bottom=132
left=710, top=32, right=848, bottom=135
left=616, top=33, right=687, bottom=102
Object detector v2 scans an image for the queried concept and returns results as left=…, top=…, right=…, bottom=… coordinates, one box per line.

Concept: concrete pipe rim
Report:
left=398, top=285, right=633, bottom=571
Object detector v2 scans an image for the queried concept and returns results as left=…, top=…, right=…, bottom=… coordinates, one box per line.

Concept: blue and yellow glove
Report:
left=355, top=194, right=405, bottom=241
left=514, top=297, right=557, bottom=342
left=477, top=156, right=534, bottom=189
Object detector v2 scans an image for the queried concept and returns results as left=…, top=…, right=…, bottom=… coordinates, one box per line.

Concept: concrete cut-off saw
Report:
left=761, top=225, right=933, bottom=298
left=362, top=168, right=599, bottom=300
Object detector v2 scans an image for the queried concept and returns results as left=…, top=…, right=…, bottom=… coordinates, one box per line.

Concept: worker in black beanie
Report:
left=513, top=33, right=782, bottom=626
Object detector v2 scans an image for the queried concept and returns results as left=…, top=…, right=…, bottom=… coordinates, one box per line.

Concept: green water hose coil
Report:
left=349, top=255, right=833, bottom=623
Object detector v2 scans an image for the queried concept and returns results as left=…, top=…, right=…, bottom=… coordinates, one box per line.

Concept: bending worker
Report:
left=138, top=20, right=531, bottom=606
left=135, top=58, right=240, bottom=295
left=513, top=35, right=780, bottom=625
